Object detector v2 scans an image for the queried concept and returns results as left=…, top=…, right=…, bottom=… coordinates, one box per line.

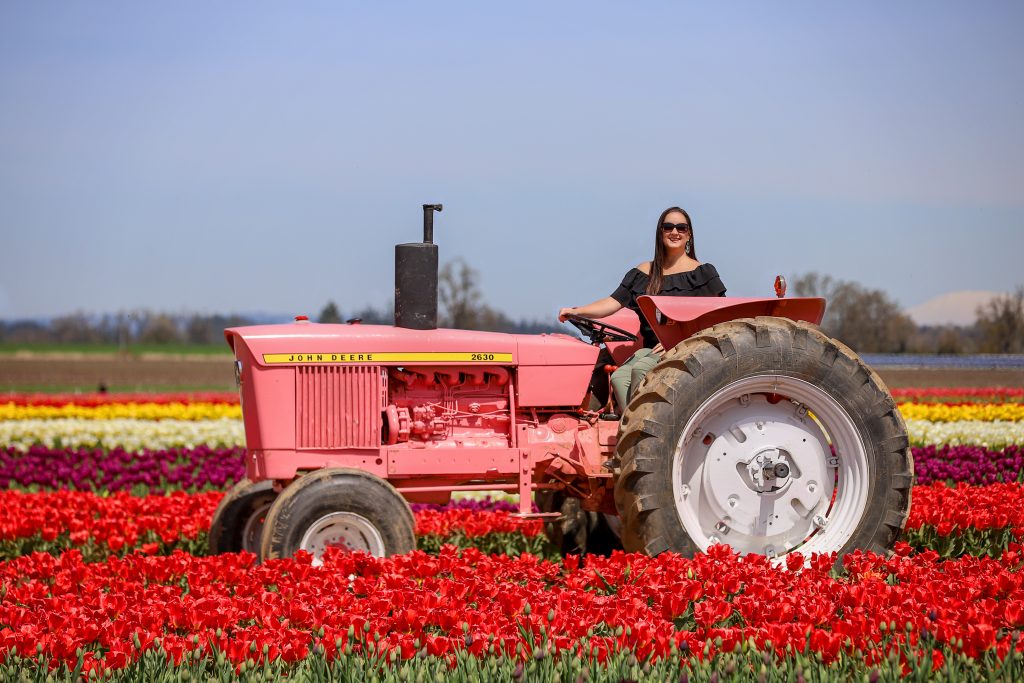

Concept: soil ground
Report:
left=1, top=355, right=1022, bottom=393
left=0, top=356, right=235, bottom=393
left=877, top=368, right=1024, bottom=389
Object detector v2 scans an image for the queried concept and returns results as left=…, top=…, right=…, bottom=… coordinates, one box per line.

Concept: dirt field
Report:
left=1, top=355, right=1022, bottom=393
left=877, top=368, right=1024, bottom=389
left=0, top=355, right=236, bottom=392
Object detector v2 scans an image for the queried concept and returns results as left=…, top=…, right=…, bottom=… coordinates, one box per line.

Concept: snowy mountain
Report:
left=905, top=291, right=1002, bottom=327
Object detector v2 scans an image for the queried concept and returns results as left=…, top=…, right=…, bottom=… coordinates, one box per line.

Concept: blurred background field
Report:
left=0, top=342, right=227, bottom=356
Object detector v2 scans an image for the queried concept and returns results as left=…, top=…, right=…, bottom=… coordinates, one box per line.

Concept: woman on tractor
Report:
left=558, top=206, right=727, bottom=411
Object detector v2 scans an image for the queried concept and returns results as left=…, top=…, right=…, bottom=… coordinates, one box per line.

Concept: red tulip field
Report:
left=2, top=388, right=1024, bottom=681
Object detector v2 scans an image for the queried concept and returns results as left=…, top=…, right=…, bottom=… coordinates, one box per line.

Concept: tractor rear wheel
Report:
left=208, top=478, right=277, bottom=556
left=614, top=317, right=912, bottom=560
left=260, top=468, right=416, bottom=564
left=536, top=490, right=622, bottom=556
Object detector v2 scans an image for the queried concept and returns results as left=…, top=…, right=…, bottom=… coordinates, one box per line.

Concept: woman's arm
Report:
left=558, top=297, right=623, bottom=322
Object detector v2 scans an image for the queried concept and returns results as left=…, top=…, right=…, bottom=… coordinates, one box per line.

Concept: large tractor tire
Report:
left=208, top=478, right=277, bottom=556
left=260, top=468, right=416, bottom=564
left=536, top=489, right=622, bottom=556
left=614, top=317, right=912, bottom=560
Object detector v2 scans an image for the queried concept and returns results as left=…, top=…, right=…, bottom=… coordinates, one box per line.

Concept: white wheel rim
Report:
left=241, top=502, right=272, bottom=555
left=299, top=512, right=386, bottom=566
left=671, top=375, right=869, bottom=558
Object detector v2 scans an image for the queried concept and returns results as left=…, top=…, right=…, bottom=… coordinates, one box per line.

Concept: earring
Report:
left=685, top=240, right=692, bottom=255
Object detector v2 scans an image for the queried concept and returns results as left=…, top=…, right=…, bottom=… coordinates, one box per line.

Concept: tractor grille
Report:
left=296, top=365, right=386, bottom=449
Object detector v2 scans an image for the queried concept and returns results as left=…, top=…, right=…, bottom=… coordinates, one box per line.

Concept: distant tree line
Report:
left=793, top=274, right=1024, bottom=354
left=2, top=264, right=1020, bottom=354
left=0, top=311, right=256, bottom=348
left=0, top=259, right=562, bottom=347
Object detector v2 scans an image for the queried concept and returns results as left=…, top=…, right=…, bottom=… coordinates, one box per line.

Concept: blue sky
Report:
left=1, top=2, right=1021, bottom=322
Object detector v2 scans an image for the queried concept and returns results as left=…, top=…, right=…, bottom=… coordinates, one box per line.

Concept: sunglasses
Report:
left=661, top=222, right=690, bottom=233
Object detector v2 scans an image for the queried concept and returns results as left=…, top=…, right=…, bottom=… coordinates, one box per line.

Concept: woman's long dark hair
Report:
left=646, top=206, right=695, bottom=295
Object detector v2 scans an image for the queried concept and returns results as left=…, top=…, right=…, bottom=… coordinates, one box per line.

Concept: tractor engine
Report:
left=384, top=366, right=511, bottom=449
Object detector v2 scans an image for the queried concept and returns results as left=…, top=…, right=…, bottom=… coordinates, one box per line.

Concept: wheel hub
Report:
left=746, top=447, right=792, bottom=491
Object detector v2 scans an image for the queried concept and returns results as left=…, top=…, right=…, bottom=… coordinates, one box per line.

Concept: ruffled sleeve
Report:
left=610, top=268, right=644, bottom=306
left=703, top=264, right=727, bottom=297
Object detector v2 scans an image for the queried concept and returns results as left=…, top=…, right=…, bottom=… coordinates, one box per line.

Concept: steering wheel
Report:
left=564, top=314, right=638, bottom=344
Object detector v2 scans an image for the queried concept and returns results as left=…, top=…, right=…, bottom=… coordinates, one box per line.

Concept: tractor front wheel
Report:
left=208, top=478, right=277, bottom=557
left=260, top=468, right=416, bottom=564
left=614, top=317, right=912, bottom=560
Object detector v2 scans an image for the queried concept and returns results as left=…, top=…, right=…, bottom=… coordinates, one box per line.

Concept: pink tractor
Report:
left=210, top=205, right=912, bottom=562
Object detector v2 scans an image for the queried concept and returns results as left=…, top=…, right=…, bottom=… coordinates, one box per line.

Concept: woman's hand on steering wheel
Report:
left=558, top=307, right=577, bottom=322
left=562, top=313, right=637, bottom=344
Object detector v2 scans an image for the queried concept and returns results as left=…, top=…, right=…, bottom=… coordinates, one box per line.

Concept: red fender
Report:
left=636, top=295, right=826, bottom=351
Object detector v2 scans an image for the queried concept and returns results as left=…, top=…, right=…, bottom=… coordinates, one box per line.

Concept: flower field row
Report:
left=1, top=484, right=1023, bottom=560
left=0, top=418, right=244, bottom=451
left=898, top=403, right=1024, bottom=422
left=414, top=508, right=543, bottom=538
left=0, top=401, right=242, bottom=421
left=913, top=444, right=1024, bottom=485
left=0, top=490, right=545, bottom=561
left=891, top=387, right=1024, bottom=402
left=1, top=417, right=1022, bottom=453
left=0, top=392, right=239, bottom=406
left=908, top=482, right=1024, bottom=533
left=4, top=401, right=1022, bottom=422
left=905, top=419, right=1024, bottom=448
left=0, top=445, right=245, bottom=492
left=1, top=544, right=1023, bottom=675
left=0, top=490, right=217, bottom=559
left=2, top=444, right=1023, bottom=493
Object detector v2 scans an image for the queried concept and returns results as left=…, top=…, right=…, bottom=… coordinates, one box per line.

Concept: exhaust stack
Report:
left=394, top=204, right=442, bottom=330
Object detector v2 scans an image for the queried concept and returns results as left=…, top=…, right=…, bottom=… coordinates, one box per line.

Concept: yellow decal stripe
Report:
left=262, top=352, right=513, bottom=364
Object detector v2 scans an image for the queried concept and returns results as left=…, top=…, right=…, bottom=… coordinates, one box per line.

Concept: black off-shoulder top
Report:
left=610, top=263, right=727, bottom=348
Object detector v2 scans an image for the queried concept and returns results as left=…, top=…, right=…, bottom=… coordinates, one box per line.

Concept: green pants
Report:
left=610, top=347, right=662, bottom=410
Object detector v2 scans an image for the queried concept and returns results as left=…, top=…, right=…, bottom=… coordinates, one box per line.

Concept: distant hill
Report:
left=905, top=290, right=1001, bottom=327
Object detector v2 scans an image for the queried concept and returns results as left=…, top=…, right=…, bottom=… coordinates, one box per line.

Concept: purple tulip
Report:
left=911, top=445, right=1024, bottom=486
left=0, top=445, right=246, bottom=492
left=11, top=443, right=1019, bottom=500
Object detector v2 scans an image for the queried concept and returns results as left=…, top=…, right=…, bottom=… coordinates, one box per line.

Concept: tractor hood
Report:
left=225, top=322, right=599, bottom=408
left=224, top=323, right=595, bottom=369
